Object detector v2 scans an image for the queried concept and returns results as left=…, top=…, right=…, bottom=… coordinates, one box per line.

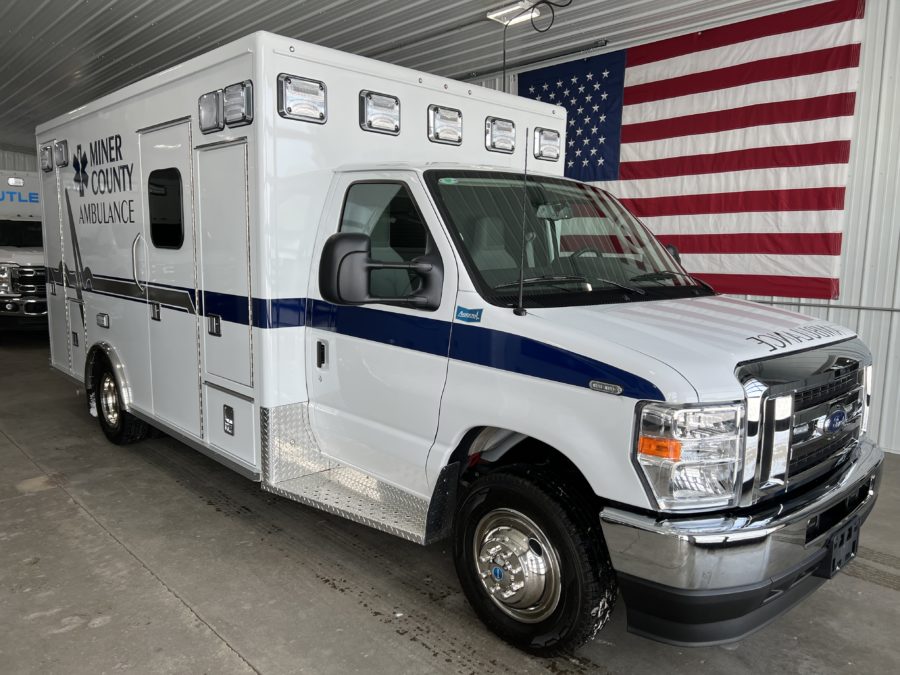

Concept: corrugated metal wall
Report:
left=473, top=0, right=899, bottom=452
left=0, top=148, right=36, bottom=172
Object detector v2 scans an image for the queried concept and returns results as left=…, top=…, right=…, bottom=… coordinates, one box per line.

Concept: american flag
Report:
left=518, top=0, right=864, bottom=299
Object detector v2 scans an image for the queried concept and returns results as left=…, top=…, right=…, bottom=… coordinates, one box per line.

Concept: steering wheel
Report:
left=570, top=247, right=605, bottom=259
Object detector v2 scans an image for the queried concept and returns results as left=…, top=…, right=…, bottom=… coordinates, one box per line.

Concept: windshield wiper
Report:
left=493, top=275, right=646, bottom=295
left=493, top=275, right=590, bottom=292
left=629, top=270, right=714, bottom=292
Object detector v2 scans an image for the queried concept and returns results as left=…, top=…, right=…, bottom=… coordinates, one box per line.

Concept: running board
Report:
left=260, top=403, right=429, bottom=544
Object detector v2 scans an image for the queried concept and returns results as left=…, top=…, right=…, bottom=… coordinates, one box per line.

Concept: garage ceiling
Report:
left=1, top=0, right=821, bottom=153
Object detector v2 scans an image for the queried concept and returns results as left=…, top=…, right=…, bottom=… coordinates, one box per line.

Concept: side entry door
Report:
left=138, top=121, right=202, bottom=438
left=306, top=173, right=458, bottom=495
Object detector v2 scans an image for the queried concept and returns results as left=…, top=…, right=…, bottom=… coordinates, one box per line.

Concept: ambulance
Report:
left=36, top=32, right=883, bottom=654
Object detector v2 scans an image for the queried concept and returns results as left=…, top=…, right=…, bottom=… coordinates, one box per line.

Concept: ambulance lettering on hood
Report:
left=746, top=323, right=851, bottom=353
left=72, top=134, right=136, bottom=225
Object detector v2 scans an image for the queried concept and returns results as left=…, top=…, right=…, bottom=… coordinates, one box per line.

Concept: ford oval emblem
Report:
left=825, top=409, right=847, bottom=434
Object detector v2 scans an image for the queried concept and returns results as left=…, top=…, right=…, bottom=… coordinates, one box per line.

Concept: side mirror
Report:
left=665, top=243, right=682, bottom=264
left=319, top=232, right=443, bottom=310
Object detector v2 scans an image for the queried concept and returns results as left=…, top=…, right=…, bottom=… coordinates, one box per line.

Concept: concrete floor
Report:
left=1, top=331, right=898, bottom=675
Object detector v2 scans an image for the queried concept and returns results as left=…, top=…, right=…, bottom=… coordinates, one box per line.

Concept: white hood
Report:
left=0, top=246, right=44, bottom=267
left=529, top=295, right=856, bottom=401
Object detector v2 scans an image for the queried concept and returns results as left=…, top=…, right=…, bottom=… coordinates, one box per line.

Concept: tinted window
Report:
left=148, top=168, right=183, bottom=249
left=339, top=182, right=429, bottom=298
left=0, top=220, right=42, bottom=248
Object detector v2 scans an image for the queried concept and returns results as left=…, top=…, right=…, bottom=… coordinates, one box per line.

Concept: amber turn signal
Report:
left=638, top=435, right=682, bottom=461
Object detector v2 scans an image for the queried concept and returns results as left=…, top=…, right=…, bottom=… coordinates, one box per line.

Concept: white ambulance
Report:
left=1, top=170, right=47, bottom=324
left=36, top=32, right=883, bottom=654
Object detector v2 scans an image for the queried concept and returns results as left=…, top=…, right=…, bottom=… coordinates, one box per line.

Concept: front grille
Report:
left=11, top=267, right=47, bottom=298
left=793, top=370, right=859, bottom=409
left=738, top=345, right=869, bottom=506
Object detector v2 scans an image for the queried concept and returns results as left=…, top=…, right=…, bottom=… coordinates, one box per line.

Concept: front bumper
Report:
left=0, top=296, right=47, bottom=317
left=600, top=436, right=883, bottom=646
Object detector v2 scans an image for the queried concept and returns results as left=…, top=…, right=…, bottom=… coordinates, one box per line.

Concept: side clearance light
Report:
left=428, top=105, right=462, bottom=145
left=534, top=127, right=561, bottom=161
left=360, top=91, right=400, bottom=135
left=485, top=116, right=515, bottom=153
left=198, top=90, right=224, bottom=133
left=224, top=81, right=253, bottom=127
left=278, top=74, right=327, bottom=124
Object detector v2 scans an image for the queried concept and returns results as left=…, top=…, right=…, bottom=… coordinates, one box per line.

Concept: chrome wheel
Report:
left=473, top=508, right=562, bottom=623
left=99, top=372, right=120, bottom=429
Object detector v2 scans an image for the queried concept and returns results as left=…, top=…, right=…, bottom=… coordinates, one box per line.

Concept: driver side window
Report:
left=339, top=182, right=429, bottom=298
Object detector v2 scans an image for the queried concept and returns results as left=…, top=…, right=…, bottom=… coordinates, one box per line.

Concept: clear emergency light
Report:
left=428, top=105, right=462, bottom=145
left=223, top=81, right=253, bottom=127
left=278, top=74, right=327, bottom=124
left=40, top=145, right=53, bottom=172
left=533, top=127, right=561, bottom=160
left=359, top=91, right=400, bottom=135
left=7, top=177, right=24, bottom=187
left=198, top=90, right=224, bottom=133
left=485, top=117, right=516, bottom=153
left=54, top=140, right=69, bottom=167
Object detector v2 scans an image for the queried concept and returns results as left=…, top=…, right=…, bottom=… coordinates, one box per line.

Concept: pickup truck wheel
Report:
left=95, top=364, right=149, bottom=445
left=454, top=467, right=617, bottom=656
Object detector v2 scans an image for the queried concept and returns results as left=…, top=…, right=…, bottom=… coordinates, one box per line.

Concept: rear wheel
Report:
left=453, top=466, right=617, bottom=656
left=94, top=363, right=149, bottom=445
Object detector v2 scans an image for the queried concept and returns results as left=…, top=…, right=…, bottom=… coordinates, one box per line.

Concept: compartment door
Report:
left=196, top=141, right=252, bottom=390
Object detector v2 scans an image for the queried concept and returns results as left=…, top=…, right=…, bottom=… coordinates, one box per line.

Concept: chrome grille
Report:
left=737, top=341, right=870, bottom=506
left=11, top=267, right=47, bottom=297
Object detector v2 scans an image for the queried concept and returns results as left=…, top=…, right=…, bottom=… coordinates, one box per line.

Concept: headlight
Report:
left=635, top=402, right=744, bottom=511
left=0, top=265, right=11, bottom=295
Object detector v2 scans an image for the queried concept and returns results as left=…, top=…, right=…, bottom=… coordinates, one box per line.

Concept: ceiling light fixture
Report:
left=487, top=1, right=541, bottom=26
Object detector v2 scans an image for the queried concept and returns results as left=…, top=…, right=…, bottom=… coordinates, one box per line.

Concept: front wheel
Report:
left=453, top=466, right=617, bottom=656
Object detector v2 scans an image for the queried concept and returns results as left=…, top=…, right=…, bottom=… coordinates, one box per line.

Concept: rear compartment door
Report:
left=38, top=147, right=70, bottom=373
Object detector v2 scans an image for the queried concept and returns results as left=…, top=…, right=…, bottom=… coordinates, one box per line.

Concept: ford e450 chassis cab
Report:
left=36, top=32, right=883, bottom=655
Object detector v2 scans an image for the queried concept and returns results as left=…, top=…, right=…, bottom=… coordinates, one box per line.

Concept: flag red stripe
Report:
left=621, top=187, right=845, bottom=217
left=626, top=0, right=865, bottom=67
left=621, top=93, right=856, bottom=143
left=624, top=44, right=860, bottom=106
left=693, top=273, right=840, bottom=299
left=656, top=232, right=843, bottom=256
left=619, top=141, right=851, bottom=179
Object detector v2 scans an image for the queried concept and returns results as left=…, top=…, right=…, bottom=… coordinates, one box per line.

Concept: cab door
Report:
left=305, top=172, right=458, bottom=496
left=139, top=121, right=202, bottom=438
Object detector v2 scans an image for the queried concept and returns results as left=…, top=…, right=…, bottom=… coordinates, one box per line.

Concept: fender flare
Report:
left=84, top=341, right=133, bottom=411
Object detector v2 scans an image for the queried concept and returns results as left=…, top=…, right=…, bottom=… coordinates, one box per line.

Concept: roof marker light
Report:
left=278, top=74, right=327, bottom=124
left=428, top=105, right=462, bottom=145
left=359, top=90, right=400, bottom=135
left=485, top=116, right=515, bottom=153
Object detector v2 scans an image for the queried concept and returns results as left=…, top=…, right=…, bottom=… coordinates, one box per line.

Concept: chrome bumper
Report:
left=601, top=436, right=883, bottom=591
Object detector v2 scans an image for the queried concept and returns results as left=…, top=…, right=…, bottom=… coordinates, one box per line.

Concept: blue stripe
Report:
left=449, top=322, right=663, bottom=400
left=308, top=300, right=450, bottom=357
left=74, top=273, right=662, bottom=399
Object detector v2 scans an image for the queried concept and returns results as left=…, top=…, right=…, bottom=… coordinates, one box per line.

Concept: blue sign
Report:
left=455, top=306, right=483, bottom=323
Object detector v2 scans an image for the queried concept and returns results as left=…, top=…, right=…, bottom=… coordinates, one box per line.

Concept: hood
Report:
left=529, top=295, right=856, bottom=401
left=0, top=246, right=44, bottom=267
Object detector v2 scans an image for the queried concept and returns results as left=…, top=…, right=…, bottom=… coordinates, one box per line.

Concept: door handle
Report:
left=131, top=233, right=145, bottom=294
left=316, top=340, right=327, bottom=368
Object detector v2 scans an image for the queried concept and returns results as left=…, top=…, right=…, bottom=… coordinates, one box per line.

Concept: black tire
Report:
left=93, top=361, right=149, bottom=445
left=453, top=466, right=617, bottom=656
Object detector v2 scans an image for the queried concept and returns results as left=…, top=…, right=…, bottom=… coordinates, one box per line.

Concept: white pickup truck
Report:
left=36, top=32, right=883, bottom=655
left=1, top=170, right=47, bottom=325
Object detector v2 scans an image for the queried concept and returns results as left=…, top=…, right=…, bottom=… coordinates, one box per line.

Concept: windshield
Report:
left=425, top=170, right=709, bottom=308
left=0, top=220, right=43, bottom=248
